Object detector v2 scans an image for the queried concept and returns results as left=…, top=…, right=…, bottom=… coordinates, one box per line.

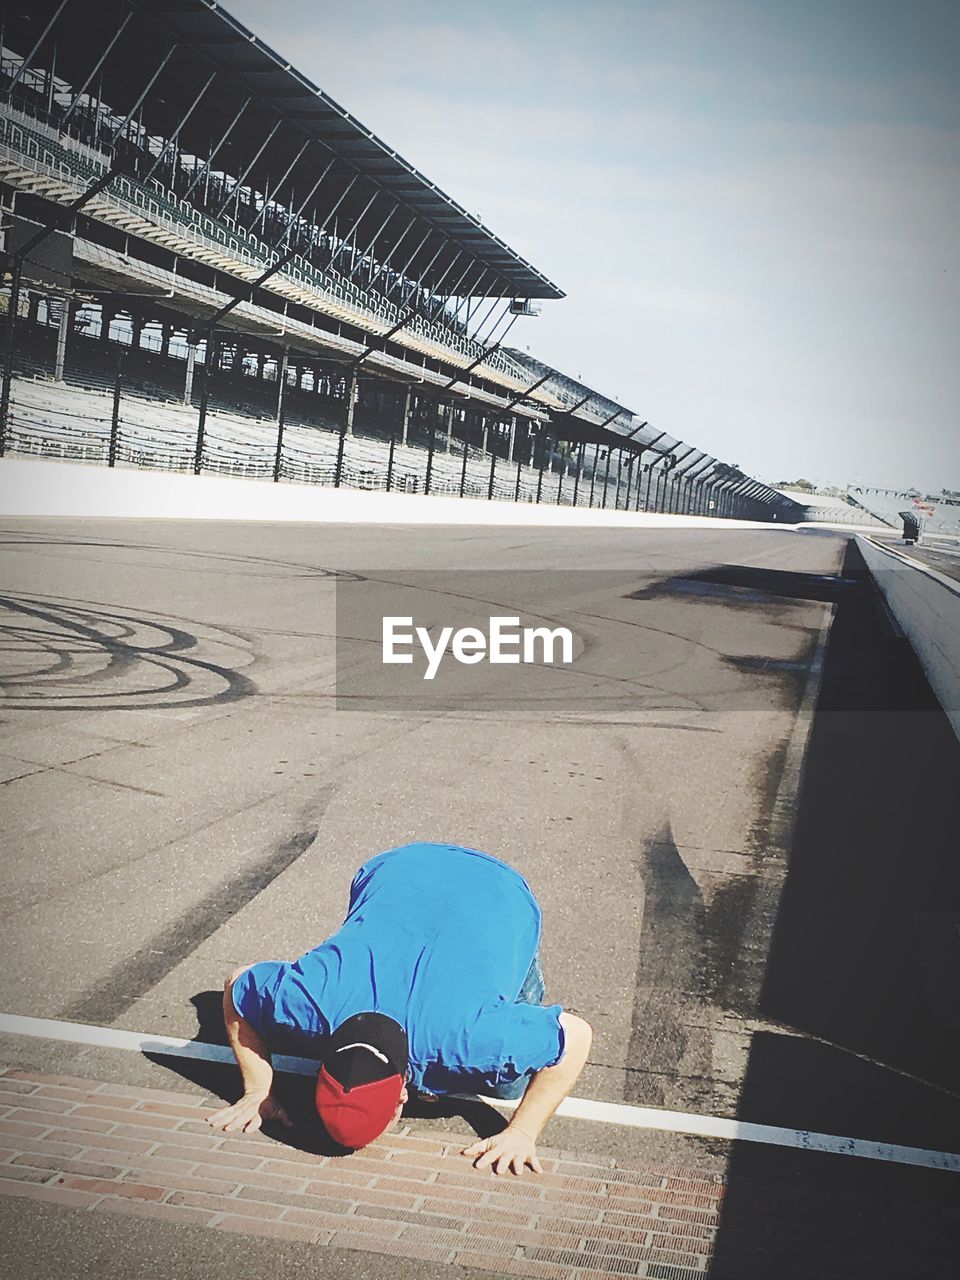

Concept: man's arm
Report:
left=463, top=1011, right=593, bottom=1177
left=206, top=966, right=292, bottom=1134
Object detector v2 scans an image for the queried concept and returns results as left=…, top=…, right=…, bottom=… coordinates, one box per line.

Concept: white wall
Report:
left=857, top=535, right=960, bottom=743
left=0, top=456, right=790, bottom=531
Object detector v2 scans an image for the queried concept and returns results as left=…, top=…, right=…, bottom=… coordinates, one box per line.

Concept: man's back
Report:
left=232, top=843, right=564, bottom=1093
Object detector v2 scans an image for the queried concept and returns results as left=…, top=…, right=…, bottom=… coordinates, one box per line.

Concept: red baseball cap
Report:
left=315, top=1012, right=408, bottom=1149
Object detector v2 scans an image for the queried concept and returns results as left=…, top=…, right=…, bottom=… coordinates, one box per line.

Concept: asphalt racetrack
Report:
left=1, top=517, right=958, bottom=1278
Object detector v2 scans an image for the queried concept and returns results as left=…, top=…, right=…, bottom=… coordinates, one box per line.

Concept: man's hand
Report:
left=207, top=1091, right=291, bottom=1135
left=462, top=1123, right=543, bottom=1177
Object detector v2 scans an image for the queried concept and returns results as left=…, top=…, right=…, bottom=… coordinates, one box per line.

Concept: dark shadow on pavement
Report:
left=709, top=538, right=960, bottom=1278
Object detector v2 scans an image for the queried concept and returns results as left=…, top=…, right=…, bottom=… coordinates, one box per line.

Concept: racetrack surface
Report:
left=1, top=518, right=957, bottom=1278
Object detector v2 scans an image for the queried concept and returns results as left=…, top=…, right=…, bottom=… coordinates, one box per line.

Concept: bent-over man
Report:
left=208, top=842, right=592, bottom=1177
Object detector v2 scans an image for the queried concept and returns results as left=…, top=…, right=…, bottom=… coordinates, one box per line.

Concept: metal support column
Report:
left=401, top=387, right=411, bottom=447
left=108, top=350, right=123, bottom=467
left=572, top=440, right=585, bottom=506
left=335, top=371, right=357, bottom=485
left=183, top=337, right=197, bottom=405
left=460, top=435, right=470, bottom=498
left=272, top=349, right=288, bottom=483
left=601, top=448, right=612, bottom=509
left=194, top=334, right=218, bottom=474
left=386, top=428, right=397, bottom=492
left=487, top=440, right=497, bottom=501
left=54, top=296, right=71, bottom=382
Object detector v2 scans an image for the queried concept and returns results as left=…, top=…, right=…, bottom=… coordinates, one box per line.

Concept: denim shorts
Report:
left=485, top=952, right=546, bottom=1100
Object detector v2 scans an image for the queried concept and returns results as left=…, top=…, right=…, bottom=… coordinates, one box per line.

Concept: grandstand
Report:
left=847, top=485, right=960, bottom=540
left=0, top=0, right=800, bottom=523
left=773, top=488, right=883, bottom=528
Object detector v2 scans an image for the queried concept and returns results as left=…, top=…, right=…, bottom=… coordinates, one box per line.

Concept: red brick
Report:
left=110, top=1125, right=217, bottom=1149
left=216, top=1215, right=324, bottom=1244
left=315, top=1183, right=415, bottom=1212
left=0, top=1181, right=105, bottom=1210
left=74, top=1132, right=155, bottom=1155
left=650, top=1222, right=717, bottom=1245
left=274, top=1162, right=373, bottom=1192
left=0, top=1164, right=54, bottom=1186
left=235, top=1184, right=352, bottom=1215
left=165, top=1190, right=284, bottom=1220
left=153, top=1143, right=261, bottom=1173
left=93, top=1197, right=217, bottom=1227
left=466, top=1207, right=557, bottom=1233
left=136, top=1100, right=213, bottom=1120
left=378, top=1133, right=449, bottom=1155
left=4, top=1135, right=85, bottom=1161
left=128, top=1171, right=241, bottom=1198
left=282, top=1207, right=401, bottom=1237
left=599, top=1209, right=661, bottom=1230
left=222, top=1166, right=310, bottom=1195
left=0, top=1080, right=40, bottom=1097
left=108, top=1152, right=198, bottom=1179
left=215, top=1134, right=279, bottom=1155
left=12, top=1153, right=124, bottom=1180
left=656, top=1205, right=721, bottom=1227
left=328, top=1231, right=454, bottom=1263
left=70, top=1106, right=174, bottom=1128
left=492, top=1226, right=586, bottom=1252
left=30, top=1085, right=105, bottom=1105
left=95, top=1083, right=208, bottom=1105
left=354, top=1202, right=463, bottom=1232
left=384, top=1151, right=455, bottom=1173
left=237, top=1144, right=325, bottom=1168
left=0, top=1148, right=15, bottom=1163
left=532, top=1199, right=603, bottom=1225
left=583, top=1237, right=702, bottom=1267
left=587, top=1224, right=653, bottom=1247
left=7, top=1108, right=113, bottom=1134
left=0, top=1120, right=47, bottom=1140
left=57, top=1176, right=165, bottom=1201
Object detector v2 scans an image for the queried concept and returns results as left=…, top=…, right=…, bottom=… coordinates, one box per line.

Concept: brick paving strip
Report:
left=0, top=1065, right=732, bottom=1279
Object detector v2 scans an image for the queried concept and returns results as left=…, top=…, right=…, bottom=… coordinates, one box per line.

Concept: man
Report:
left=207, top=841, right=592, bottom=1177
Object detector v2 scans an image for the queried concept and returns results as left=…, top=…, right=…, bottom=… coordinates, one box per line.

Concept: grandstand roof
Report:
left=19, top=0, right=563, bottom=301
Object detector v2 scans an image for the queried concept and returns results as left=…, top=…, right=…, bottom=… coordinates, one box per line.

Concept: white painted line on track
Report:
left=2, top=1012, right=958, bottom=1174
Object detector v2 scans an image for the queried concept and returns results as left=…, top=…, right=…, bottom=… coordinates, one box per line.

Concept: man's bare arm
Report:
left=463, top=1012, right=593, bottom=1177
left=206, top=966, right=291, bottom=1133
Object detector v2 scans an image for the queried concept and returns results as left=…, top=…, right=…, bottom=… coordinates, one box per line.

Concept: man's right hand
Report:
left=206, top=1091, right=291, bottom=1134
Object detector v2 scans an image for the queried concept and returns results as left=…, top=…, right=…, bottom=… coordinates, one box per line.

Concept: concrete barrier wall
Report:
left=857, top=535, right=960, bottom=742
left=0, top=456, right=790, bottom=531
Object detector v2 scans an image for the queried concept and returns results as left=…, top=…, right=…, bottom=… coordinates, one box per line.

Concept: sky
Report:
left=225, top=0, right=959, bottom=493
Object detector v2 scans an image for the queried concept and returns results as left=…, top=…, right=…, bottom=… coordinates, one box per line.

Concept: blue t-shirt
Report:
left=232, top=842, right=565, bottom=1094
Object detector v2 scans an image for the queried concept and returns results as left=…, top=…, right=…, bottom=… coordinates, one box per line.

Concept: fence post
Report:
left=460, top=435, right=469, bottom=498
left=386, top=427, right=396, bottom=492
left=487, top=438, right=497, bottom=501
left=108, top=348, right=123, bottom=467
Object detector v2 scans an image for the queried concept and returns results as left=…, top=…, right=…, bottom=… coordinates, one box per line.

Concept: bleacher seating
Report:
left=847, top=488, right=960, bottom=539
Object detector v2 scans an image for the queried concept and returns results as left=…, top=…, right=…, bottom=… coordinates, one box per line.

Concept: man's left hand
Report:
left=462, top=1123, right=543, bottom=1177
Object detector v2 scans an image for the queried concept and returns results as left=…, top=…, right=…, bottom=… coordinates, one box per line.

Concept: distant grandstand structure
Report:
left=1, top=0, right=800, bottom=521
left=847, top=486, right=960, bottom=539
